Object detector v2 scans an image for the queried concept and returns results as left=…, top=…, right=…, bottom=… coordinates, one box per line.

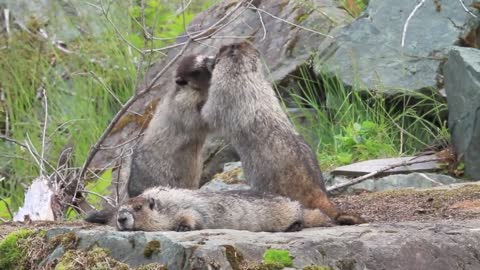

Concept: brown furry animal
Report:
left=85, top=187, right=331, bottom=232
left=127, top=55, right=214, bottom=197
left=201, top=42, right=365, bottom=225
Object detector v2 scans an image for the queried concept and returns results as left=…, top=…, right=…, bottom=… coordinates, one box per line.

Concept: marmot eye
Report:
left=175, top=78, right=187, bottom=86
left=133, top=205, right=142, bottom=211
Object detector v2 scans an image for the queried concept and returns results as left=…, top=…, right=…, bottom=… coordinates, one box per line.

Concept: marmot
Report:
left=85, top=187, right=331, bottom=232
left=201, top=42, right=365, bottom=225
left=127, top=54, right=214, bottom=197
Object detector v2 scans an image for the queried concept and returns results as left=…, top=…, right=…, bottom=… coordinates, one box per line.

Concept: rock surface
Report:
left=317, top=0, right=478, bottom=93
left=444, top=46, right=480, bottom=180
left=331, top=155, right=441, bottom=177
left=331, top=172, right=466, bottom=193
left=1, top=0, right=116, bottom=41
left=43, top=220, right=480, bottom=269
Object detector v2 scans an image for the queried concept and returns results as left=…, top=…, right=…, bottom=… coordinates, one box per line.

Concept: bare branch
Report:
left=458, top=0, right=478, bottom=18
left=248, top=5, right=333, bottom=38
left=327, top=157, right=444, bottom=193
left=401, top=0, right=427, bottom=47
left=0, top=135, right=27, bottom=148
left=89, top=71, right=123, bottom=106
left=78, top=190, right=116, bottom=208
left=40, top=88, right=48, bottom=177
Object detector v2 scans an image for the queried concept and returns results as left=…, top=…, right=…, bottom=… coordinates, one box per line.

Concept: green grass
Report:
left=287, top=67, right=449, bottom=171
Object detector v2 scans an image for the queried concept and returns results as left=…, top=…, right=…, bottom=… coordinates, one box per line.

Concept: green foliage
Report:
left=0, top=197, right=12, bottom=220
left=262, top=249, right=293, bottom=268
left=84, top=169, right=113, bottom=209
left=288, top=67, right=449, bottom=170
left=0, top=229, right=34, bottom=270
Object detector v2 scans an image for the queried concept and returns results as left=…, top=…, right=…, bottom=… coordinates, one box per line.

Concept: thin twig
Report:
left=98, top=133, right=143, bottom=150
left=89, top=71, right=123, bottom=106
left=458, top=0, right=477, bottom=18
left=40, top=88, right=48, bottom=177
left=327, top=157, right=444, bottom=193
left=0, top=135, right=27, bottom=148
left=78, top=190, right=116, bottom=208
left=99, top=0, right=143, bottom=54
left=401, top=0, right=427, bottom=47
left=248, top=5, right=333, bottom=38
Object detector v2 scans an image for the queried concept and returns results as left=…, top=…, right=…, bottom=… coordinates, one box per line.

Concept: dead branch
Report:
left=458, top=0, right=477, bottom=18
left=0, top=135, right=27, bottom=148
left=327, top=157, right=444, bottom=193
left=401, top=0, right=427, bottom=47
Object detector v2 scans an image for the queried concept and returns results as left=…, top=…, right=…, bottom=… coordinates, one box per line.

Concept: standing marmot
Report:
left=201, top=42, right=365, bottom=225
left=127, top=55, right=214, bottom=197
left=85, top=187, right=331, bottom=232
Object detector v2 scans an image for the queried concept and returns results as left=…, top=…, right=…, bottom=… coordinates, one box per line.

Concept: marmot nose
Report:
left=118, top=216, right=127, bottom=223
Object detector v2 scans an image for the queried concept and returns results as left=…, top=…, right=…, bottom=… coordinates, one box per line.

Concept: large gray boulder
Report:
left=45, top=219, right=480, bottom=269
left=0, top=0, right=116, bottom=41
left=317, top=0, right=478, bottom=93
left=444, top=46, right=480, bottom=180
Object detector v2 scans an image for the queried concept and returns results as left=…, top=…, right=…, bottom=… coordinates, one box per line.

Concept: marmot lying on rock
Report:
left=85, top=187, right=331, bottom=232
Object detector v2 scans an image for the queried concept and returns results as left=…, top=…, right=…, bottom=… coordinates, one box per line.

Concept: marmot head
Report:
left=175, top=54, right=215, bottom=92
left=213, top=42, right=261, bottom=74
left=116, top=190, right=183, bottom=231
left=116, top=196, right=156, bottom=231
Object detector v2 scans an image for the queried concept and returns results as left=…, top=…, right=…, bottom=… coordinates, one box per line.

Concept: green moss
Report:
left=0, top=229, right=34, bottom=270
left=137, top=264, right=168, bottom=270
left=55, top=247, right=129, bottom=270
left=262, top=249, right=293, bottom=268
left=336, top=259, right=356, bottom=270
left=243, top=262, right=285, bottom=270
left=143, top=240, right=161, bottom=258
left=49, top=232, right=79, bottom=251
left=303, top=266, right=332, bottom=270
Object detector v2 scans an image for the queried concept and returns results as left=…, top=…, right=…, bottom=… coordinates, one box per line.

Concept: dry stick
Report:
left=401, top=0, right=427, bottom=47
left=40, top=88, right=48, bottom=178
left=327, top=157, right=444, bottom=193
left=0, top=135, right=27, bottom=148
left=458, top=0, right=478, bottom=18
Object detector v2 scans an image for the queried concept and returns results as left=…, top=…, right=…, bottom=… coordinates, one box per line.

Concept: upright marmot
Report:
left=127, top=55, right=214, bottom=197
left=85, top=187, right=331, bottom=232
left=201, top=42, right=365, bottom=225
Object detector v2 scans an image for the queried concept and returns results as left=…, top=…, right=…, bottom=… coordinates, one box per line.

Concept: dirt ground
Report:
left=333, top=184, right=480, bottom=223
left=1, top=184, right=480, bottom=240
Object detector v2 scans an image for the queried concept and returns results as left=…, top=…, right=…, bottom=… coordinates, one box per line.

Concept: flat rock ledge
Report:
left=45, top=220, right=480, bottom=270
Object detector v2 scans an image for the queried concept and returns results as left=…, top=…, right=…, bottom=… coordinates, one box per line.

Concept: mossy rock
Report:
left=0, top=229, right=34, bottom=270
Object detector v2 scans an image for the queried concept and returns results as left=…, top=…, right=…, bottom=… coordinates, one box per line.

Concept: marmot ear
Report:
left=148, top=198, right=155, bottom=210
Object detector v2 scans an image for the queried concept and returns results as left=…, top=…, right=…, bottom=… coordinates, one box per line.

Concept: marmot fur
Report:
left=127, top=55, right=214, bottom=197
left=85, top=187, right=331, bottom=232
left=201, top=42, right=365, bottom=225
